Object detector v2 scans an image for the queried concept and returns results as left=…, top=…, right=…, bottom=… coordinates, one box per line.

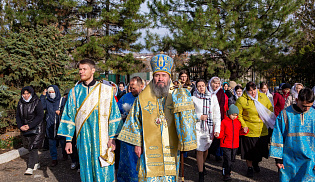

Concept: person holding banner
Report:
left=235, top=81, right=275, bottom=178
left=57, top=59, right=123, bottom=182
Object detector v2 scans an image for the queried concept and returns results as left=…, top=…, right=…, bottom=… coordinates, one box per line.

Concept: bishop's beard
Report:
left=151, top=79, right=171, bottom=98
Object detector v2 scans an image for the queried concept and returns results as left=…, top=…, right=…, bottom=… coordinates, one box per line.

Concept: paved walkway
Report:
left=0, top=148, right=279, bottom=182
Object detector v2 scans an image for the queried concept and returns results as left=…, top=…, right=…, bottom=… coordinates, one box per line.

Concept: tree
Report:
left=148, top=0, right=303, bottom=80
left=71, top=0, right=149, bottom=75
left=0, top=25, right=76, bottom=127
left=2, top=0, right=149, bottom=76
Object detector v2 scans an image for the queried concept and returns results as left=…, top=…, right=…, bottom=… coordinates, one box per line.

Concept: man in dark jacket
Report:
left=40, top=85, right=66, bottom=167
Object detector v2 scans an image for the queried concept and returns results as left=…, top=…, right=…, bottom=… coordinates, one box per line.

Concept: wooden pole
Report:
left=180, top=151, right=184, bottom=182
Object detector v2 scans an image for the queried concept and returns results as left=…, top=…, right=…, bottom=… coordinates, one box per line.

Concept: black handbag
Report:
left=22, top=126, right=39, bottom=137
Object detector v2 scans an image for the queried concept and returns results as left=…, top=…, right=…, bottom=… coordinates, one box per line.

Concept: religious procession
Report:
left=11, top=54, right=315, bottom=182
left=1, top=1, right=315, bottom=182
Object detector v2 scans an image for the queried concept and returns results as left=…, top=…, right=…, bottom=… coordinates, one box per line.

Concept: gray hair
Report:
left=151, top=79, right=171, bottom=98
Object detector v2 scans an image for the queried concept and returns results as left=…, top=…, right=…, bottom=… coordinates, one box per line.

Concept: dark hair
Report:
left=298, top=88, right=314, bottom=103
left=118, top=82, right=125, bottom=87
left=130, top=76, right=143, bottom=86
left=78, top=58, right=95, bottom=68
left=179, top=70, right=191, bottom=86
left=260, top=82, right=268, bottom=89
left=196, top=79, right=206, bottom=86
left=246, top=81, right=256, bottom=91
left=234, top=85, right=243, bottom=91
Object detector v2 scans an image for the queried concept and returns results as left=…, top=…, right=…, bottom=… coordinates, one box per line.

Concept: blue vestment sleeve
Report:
left=270, top=110, right=287, bottom=159
left=117, top=97, right=143, bottom=147
left=117, top=94, right=125, bottom=114
left=57, top=88, right=76, bottom=142
left=109, top=93, right=123, bottom=139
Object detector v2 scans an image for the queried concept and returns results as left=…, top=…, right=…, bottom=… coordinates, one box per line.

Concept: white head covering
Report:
left=47, top=87, right=55, bottom=93
left=207, top=77, right=221, bottom=95
left=291, top=83, right=303, bottom=99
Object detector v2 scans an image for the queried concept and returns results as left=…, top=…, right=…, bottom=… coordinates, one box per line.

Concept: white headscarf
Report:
left=291, top=83, right=303, bottom=99
left=207, top=77, right=221, bottom=95
left=246, top=91, right=276, bottom=129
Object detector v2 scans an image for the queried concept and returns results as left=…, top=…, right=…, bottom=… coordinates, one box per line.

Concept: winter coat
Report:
left=235, top=91, right=273, bottom=137
left=217, top=116, right=248, bottom=149
left=40, top=85, right=66, bottom=139
left=16, top=86, right=45, bottom=150
left=228, top=95, right=237, bottom=107
left=273, top=92, right=289, bottom=117
left=215, top=88, right=228, bottom=120
left=192, top=94, right=221, bottom=133
left=284, top=95, right=296, bottom=109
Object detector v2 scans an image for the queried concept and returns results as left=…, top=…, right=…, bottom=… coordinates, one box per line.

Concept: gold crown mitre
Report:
left=150, top=54, right=173, bottom=76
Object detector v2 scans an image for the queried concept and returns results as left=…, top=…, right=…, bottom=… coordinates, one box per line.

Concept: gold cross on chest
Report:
left=144, top=101, right=157, bottom=114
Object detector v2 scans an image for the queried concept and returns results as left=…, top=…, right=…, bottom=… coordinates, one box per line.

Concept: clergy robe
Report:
left=117, top=92, right=139, bottom=182
left=57, top=81, right=123, bottom=182
left=117, top=82, right=197, bottom=182
left=270, top=105, right=315, bottom=182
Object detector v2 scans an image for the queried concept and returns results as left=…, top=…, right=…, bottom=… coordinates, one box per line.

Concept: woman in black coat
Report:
left=16, top=86, right=44, bottom=175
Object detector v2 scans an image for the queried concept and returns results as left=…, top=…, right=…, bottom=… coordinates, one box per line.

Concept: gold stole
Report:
left=74, top=83, right=113, bottom=166
left=139, top=82, right=178, bottom=177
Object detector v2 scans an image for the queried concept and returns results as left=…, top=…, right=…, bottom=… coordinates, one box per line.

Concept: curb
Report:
left=0, top=147, right=29, bottom=164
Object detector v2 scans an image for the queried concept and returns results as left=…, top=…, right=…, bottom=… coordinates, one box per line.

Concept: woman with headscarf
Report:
left=16, top=86, right=44, bottom=175
left=228, top=85, right=243, bottom=107
left=40, top=85, right=66, bottom=167
left=222, top=82, right=233, bottom=98
left=192, top=79, right=221, bottom=182
left=235, top=82, right=274, bottom=177
left=285, top=83, right=304, bottom=108
left=273, top=83, right=291, bottom=117
left=207, top=77, right=228, bottom=161
left=109, top=82, right=119, bottom=102
left=260, top=82, right=274, bottom=107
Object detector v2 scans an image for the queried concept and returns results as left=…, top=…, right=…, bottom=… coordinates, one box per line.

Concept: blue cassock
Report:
left=57, top=82, right=123, bottom=182
left=117, top=92, right=138, bottom=182
left=270, top=105, right=315, bottom=182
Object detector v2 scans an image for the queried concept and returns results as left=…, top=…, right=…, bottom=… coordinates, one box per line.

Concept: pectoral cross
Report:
left=144, top=101, right=157, bottom=114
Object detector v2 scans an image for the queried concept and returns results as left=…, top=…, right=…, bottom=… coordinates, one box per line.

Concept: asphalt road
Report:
left=0, top=148, right=279, bottom=182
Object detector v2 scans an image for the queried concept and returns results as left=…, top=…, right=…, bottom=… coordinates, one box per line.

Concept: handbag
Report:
left=22, top=126, right=39, bottom=137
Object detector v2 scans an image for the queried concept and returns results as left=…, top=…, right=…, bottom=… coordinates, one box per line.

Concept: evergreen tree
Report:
left=148, top=0, right=303, bottom=80
left=72, top=0, right=149, bottom=75
left=0, top=25, right=76, bottom=112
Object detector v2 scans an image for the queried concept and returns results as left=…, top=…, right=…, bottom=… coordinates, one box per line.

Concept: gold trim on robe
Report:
left=139, top=82, right=178, bottom=178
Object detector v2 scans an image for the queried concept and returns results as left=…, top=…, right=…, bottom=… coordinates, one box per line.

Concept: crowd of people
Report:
left=16, top=54, right=315, bottom=182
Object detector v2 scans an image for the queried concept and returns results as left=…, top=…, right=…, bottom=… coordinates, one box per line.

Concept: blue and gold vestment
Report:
left=117, top=92, right=139, bottom=182
left=270, top=105, right=315, bottom=181
left=117, top=82, right=197, bottom=182
left=57, top=81, right=123, bottom=182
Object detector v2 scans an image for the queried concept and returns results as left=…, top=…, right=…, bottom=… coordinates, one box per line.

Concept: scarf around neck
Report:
left=246, top=91, right=276, bottom=129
